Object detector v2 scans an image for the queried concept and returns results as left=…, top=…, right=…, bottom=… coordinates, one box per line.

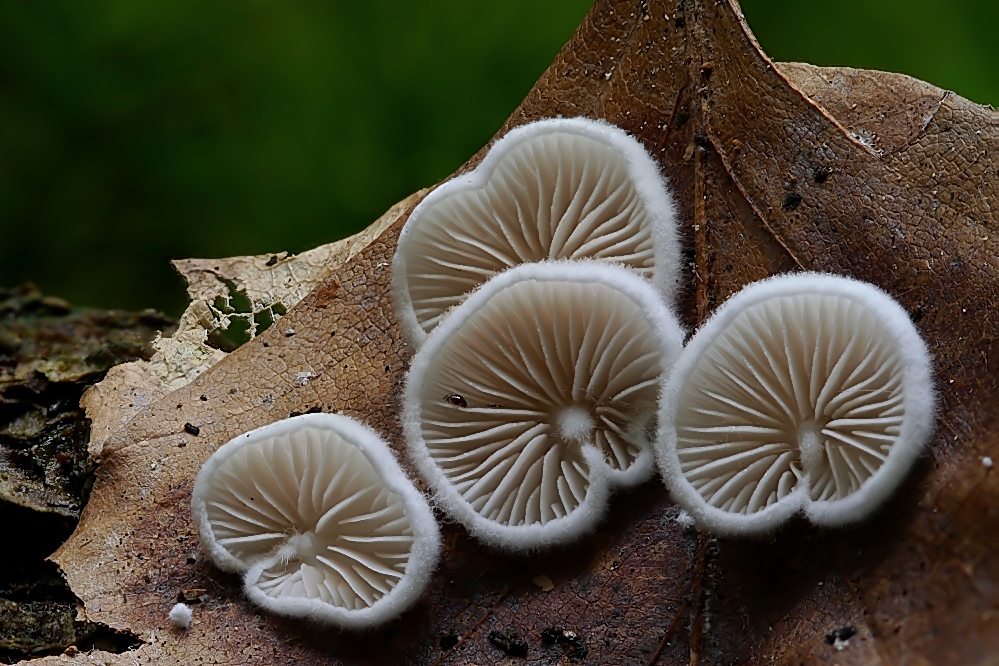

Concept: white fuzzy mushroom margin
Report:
left=656, top=273, right=936, bottom=535
left=392, top=116, right=680, bottom=347
left=403, top=261, right=685, bottom=551
left=192, top=413, right=441, bottom=628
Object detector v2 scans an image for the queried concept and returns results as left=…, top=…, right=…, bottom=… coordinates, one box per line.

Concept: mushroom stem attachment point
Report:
left=276, top=531, right=317, bottom=564
left=557, top=405, right=596, bottom=445
left=796, top=420, right=825, bottom=476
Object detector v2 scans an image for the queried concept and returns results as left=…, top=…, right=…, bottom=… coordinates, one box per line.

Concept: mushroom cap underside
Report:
left=404, top=261, right=684, bottom=549
left=393, top=116, right=679, bottom=346
left=191, top=414, right=440, bottom=626
left=658, top=273, right=935, bottom=534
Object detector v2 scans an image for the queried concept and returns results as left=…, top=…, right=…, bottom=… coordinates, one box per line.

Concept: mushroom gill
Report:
left=393, top=116, right=679, bottom=346
left=658, top=273, right=935, bottom=534
left=404, top=261, right=684, bottom=550
left=191, top=414, right=440, bottom=627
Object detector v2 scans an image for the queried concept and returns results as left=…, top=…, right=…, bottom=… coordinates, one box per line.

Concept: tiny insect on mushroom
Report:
left=656, top=273, right=936, bottom=535
left=403, top=261, right=684, bottom=550
left=191, top=413, right=441, bottom=628
left=392, top=116, right=680, bottom=347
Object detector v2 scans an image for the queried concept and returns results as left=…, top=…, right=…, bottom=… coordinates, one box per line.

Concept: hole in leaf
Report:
left=204, top=279, right=288, bottom=351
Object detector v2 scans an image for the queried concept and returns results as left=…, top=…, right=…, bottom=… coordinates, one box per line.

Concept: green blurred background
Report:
left=1, top=0, right=995, bottom=316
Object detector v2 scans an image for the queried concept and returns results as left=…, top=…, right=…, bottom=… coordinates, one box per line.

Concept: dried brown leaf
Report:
left=31, top=1, right=999, bottom=664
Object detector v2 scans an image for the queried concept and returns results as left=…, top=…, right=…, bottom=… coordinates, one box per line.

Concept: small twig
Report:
left=646, top=600, right=689, bottom=665
left=688, top=531, right=710, bottom=666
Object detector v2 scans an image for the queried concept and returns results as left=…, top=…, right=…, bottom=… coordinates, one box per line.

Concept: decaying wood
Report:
left=26, top=0, right=998, bottom=663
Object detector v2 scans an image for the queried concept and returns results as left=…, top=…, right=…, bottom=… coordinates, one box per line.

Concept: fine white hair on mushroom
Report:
left=403, top=261, right=685, bottom=550
left=657, top=273, right=935, bottom=535
left=392, top=116, right=680, bottom=347
left=191, top=414, right=441, bottom=628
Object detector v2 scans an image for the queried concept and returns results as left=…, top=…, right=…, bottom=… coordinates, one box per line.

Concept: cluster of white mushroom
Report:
left=395, top=117, right=934, bottom=546
left=189, top=116, right=935, bottom=630
left=395, top=118, right=686, bottom=550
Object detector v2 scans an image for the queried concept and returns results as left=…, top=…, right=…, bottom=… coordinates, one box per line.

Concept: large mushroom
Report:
left=403, top=261, right=684, bottom=550
left=191, top=413, right=441, bottom=628
left=392, top=116, right=679, bottom=346
left=657, top=273, right=936, bottom=535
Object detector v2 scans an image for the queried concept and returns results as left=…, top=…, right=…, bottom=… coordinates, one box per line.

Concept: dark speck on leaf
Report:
left=541, top=627, right=588, bottom=660
left=488, top=629, right=528, bottom=658
left=183, top=423, right=200, bottom=436
left=813, top=165, right=831, bottom=184
left=782, top=192, right=803, bottom=210
left=541, top=627, right=563, bottom=644
left=825, top=625, right=856, bottom=645
left=439, top=628, right=460, bottom=651
left=265, top=255, right=279, bottom=266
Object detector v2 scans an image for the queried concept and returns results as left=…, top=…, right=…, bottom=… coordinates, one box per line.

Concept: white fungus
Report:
left=191, top=413, right=441, bottom=628
left=168, top=603, right=193, bottom=630
left=392, top=116, right=680, bottom=347
left=657, top=273, right=935, bottom=535
left=403, top=261, right=684, bottom=550
left=674, top=509, right=696, bottom=529
left=984, top=456, right=993, bottom=469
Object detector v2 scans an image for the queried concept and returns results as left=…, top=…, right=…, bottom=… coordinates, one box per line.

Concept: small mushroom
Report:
left=191, top=414, right=440, bottom=627
left=403, top=261, right=684, bottom=549
left=168, top=602, right=193, bottom=630
left=393, top=116, right=679, bottom=346
left=657, top=273, right=935, bottom=534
